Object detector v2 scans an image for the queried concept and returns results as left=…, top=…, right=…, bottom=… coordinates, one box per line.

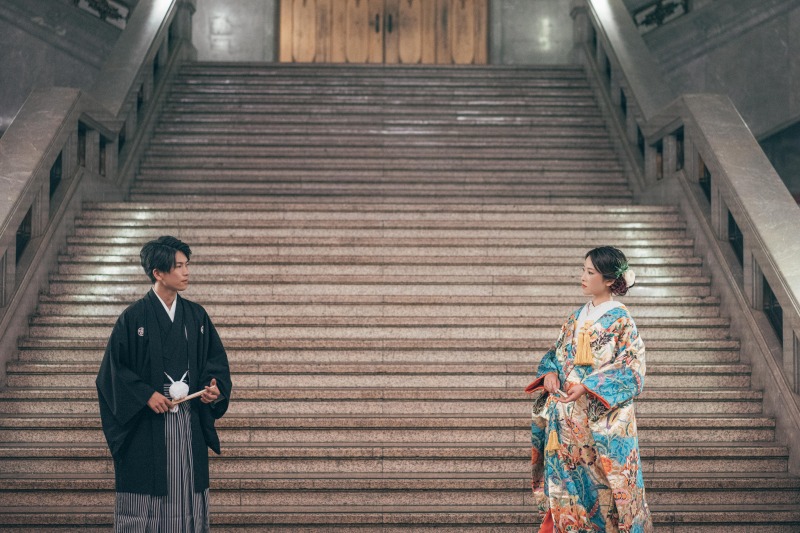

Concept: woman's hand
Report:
left=543, top=372, right=561, bottom=394
left=557, top=384, right=587, bottom=403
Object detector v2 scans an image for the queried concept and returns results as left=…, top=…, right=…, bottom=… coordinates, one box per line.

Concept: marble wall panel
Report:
left=492, top=0, right=575, bottom=65
left=193, top=0, right=278, bottom=62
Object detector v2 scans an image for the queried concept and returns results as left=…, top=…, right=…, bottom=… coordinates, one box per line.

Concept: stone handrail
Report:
left=571, top=0, right=800, bottom=472
left=0, top=0, right=196, bottom=381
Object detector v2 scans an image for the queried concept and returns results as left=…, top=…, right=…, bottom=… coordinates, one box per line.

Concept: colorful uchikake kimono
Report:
left=526, top=300, right=653, bottom=533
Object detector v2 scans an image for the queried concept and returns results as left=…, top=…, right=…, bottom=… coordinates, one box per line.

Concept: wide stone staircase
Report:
left=0, top=64, right=799, bottom=531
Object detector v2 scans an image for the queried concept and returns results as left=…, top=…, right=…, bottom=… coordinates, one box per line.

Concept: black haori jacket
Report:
left=96, top=290, right=232, bottom=495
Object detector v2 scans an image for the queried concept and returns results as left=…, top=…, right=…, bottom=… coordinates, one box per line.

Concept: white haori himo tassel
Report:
left=165, top=371, right=189, bottom=413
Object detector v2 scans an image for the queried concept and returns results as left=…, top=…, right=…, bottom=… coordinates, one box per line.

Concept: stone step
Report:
left=54, top=253, right=701, bottom=275
left=161, top=104, right=609, bottom=119
left=177, top=63, right=585, bottom=75
left=174, top=72, right=589, bottom=84
left=47, top=270, right=706, bottom=283
left=18, top=336, right=738, bottom=351
left=43, top=279, right=711, bottom=298
left=141, top=151, right=622, bottom=164
left=174, top=70, right=588, bottom=80
left=28, top=312, right=728, bottom=328
left=127, top=193, right=637, bottom=205
left=14, top=345, right=740, bottom=366
left=155, top=121, right=615, bottom=135
left=147, top=133, right=616, bottom=147
left=27, top=314, right=731, bottom=340
left=168, top=82, right=595, bottom=93
left=134, top=168, right=627, bottom=181
left=55, top=261, right=702, bottom=279
left=0, top=442, right=787, bottom=475
left=136, top=169, right=625, bottom=181
left=0, top=388, right=762, bottom=416
left=157, top=112, right=608, bottom=124
left=165, top=94, right=601, bottom=106
left=0, top=414, right=775, bottom=444
left=4, top=363, right=752, bottom=389
left=172, top=77, right=592, bottom=88
left=2, top=505, right=799, bottom=532
left=170, top=81, right=594, bottom=92
left=134, top=182, right=636, bottom=197
left=135, top=168, right=627, bottom=183
left=57, top=248, right=696, bottom=262
left=61, top=236, right=697, bottom=255
left=69, top=226, right=686, bottom=241
left=76, top=203, right=678, bottom=222
left=0, top=471, right=797, bottom=508
left=141, top=153, right=623, bottom=165
left=82, top=200, right=676, bottom=214
left=158, top=111, right=609, bottom=122
left=32, top=291, right=717, bottom=308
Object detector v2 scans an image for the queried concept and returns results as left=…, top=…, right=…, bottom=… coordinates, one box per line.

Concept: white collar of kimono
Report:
left=576, top=299, right=624, bottom=327
left=154, top=291, right=177, bottom=322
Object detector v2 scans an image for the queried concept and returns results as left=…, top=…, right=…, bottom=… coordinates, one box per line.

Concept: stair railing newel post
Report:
left=0, top=0, right=196, bottom=384
left=174, top=0, right=198, bottom=61
left=574, top=0, right=800, bottom=473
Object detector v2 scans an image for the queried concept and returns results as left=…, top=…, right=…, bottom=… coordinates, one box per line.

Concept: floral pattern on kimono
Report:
left=526, top=305, right=653, bottom=533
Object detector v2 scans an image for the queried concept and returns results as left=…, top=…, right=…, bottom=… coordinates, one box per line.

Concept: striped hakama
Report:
left=114, top=386, right=209, bottom=533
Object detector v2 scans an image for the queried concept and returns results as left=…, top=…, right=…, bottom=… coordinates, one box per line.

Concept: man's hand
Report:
left=558, top=384, right=588, bottom=403
left=200, top=378, right=220, bottom=404
left=148, top=391, right=174, bottom=414
left=543, top=372, right=561, bottom=394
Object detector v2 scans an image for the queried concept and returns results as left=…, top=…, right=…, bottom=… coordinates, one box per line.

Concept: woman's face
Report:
left=581, top=256, right=613, bottom=297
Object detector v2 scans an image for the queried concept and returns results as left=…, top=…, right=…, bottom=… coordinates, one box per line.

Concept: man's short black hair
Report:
left=140, top=236, right=192, bottom=283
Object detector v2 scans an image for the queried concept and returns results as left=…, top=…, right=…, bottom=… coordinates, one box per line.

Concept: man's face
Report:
left=154, top=251, right=189, bottom=292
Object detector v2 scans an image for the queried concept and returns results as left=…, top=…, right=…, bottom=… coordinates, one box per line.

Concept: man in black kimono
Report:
left=96, top=235, right=232, bottom=532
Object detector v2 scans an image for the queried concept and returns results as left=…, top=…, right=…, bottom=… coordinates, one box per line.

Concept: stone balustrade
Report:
left=0, top=0, right=196, bottom=381
left=572, top=0, right=800, bottom=472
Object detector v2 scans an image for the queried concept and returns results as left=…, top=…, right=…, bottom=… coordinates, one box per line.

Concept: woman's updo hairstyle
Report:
left=585, top=246, right=635, bottom=296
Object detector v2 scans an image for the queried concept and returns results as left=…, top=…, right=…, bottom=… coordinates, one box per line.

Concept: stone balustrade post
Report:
left=570, top=0, right=590, bottom=62
left=174, top=0, right=198, bottom=60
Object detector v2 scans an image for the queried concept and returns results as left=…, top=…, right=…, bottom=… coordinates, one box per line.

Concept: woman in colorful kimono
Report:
left=526, top=246, right=653, bottom=533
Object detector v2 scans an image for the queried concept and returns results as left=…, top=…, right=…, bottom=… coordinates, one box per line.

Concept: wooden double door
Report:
left=279, top=0, right=488, bottom=64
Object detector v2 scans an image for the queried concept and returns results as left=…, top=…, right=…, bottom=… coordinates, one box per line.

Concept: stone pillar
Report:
left=105, top=137, right=119, bottom=183
left=663, top=134, right=677, bottom=178
left=684, top=131, right=697, bottom=189
left=0, top=249, right=9, bottom=307
left=63, top=129, right=78, bottom=181
left=710, top=181, right=725, bottom=242
left=625, top=100, right=638, bottom=145
left=142, top=68, right=154, bottom=103
left=85, top=129, right=101, bottom=175
left=745, top=248, right=760, bottom=311
left=644, top=143, right=658, bottom=184
left=175, top=0, right=198, bottom=61
left=570, top=0, right=589, bottom=64
left=790, top=332, right=800, bottom=394
left=34, top=181, right=48, bottom=237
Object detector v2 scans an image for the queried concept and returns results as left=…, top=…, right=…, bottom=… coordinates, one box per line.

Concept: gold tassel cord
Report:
left=574, top=321, right=594, bottom=366
left=545, top=429, right=561, bottom=453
